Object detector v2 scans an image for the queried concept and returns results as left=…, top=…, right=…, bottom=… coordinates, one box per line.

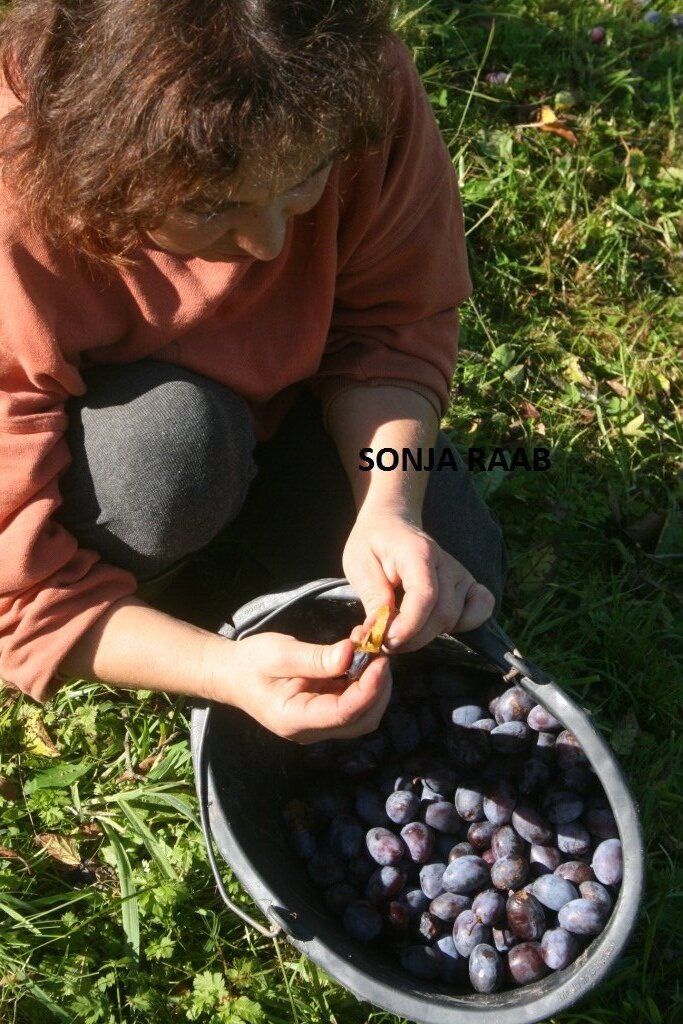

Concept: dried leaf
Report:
left=519, top=400, right=541, bottom=420
left=34, top=833, right=81, bottom=867
left=607, top=379, right=630, bottom=399
left=136, top=754, right=158, bottom=774
left=539, top=123, right=579, bottom=145
left=21, top=710, right=59, bottom=758
left=0, top=845, right=32, bottom=873
left=539, top=105, right=559, bottom=125
left=0, top=776, right=20, bottom=801
left=519, top=106, right=579, bottom=146
left=79, top=822, right=104, bottom=838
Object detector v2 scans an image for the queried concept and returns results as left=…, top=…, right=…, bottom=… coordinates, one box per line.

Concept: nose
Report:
left=230, top=207, right=288, bottom=261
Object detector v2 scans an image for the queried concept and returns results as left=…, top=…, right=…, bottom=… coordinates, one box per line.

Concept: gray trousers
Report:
left=56, top=361, right=506, bottom=630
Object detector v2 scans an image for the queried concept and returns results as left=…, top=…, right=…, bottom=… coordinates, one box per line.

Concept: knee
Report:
left=58, top=363, right=257, bottom=579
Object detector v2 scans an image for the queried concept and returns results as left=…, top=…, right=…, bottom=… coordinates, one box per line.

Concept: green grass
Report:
left=1, top=1, right=681, bottom=1021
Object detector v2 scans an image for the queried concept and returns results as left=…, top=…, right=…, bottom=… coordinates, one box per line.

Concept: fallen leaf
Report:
left=519, top=400, right=541, bottom=420
left=21, top=709, right=59, bottom=758
left=577, top=408, right=596, bottom=423
left=518, top=105, right=579, bottom=146
left=79, top=822, right=104, bottom=838
left=34, top=833, right=81, bottom=867
left=607, top=379, right=630, bottom=398
left=539, top=105, right=559, bottom=126
left=0, top=845, right=32, bottom=872
left=136, top=753, right=159, bottom=774
left=0, top=776, right=20, bottom=801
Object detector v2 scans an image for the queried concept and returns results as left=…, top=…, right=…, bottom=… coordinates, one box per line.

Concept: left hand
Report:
left=343, top=509, right=495, bottom=653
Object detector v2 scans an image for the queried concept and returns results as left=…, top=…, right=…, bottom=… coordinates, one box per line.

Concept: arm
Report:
left=59, top=596, right=391, bottom=743
left=327, top=385, right=494, bottom=653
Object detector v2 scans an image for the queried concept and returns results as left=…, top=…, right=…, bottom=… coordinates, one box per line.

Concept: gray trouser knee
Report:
left=57, top=361, right=257, bottom=581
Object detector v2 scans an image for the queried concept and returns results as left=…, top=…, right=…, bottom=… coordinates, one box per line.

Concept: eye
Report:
left=180, top=200, right=240, bottom=218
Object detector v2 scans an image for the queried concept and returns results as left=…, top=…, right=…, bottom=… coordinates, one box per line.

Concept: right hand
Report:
left=204, top=631, right=392, bottom=744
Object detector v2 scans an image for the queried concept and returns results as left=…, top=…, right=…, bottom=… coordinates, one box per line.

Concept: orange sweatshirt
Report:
left=0, top=37, right=472, bottom=702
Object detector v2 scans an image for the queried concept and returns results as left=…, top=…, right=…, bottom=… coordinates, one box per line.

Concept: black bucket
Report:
left=190, top=578, right=644, bottom=1024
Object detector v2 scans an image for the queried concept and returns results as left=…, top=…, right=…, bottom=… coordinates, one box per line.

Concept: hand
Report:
left=343, top=510, right=495, bottom=653
left=203, top=631, right=392, bottom=744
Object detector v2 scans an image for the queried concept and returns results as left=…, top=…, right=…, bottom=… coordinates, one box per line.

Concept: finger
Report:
left=330, top=666, right=393, bottom=740
left=451, top=582, right=496, bottom=633
left=384, top=543, right=438, bottom=649
left=276, top=636, right=356, bottom=680
left=392, top=558, right=462, bottom=653
left=287, top=656, right=390, bottom=737
left=345, top=551, right=396, bottom=626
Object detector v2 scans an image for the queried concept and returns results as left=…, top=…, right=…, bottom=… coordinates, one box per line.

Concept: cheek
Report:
left=284, top=174, right=332, bottom=215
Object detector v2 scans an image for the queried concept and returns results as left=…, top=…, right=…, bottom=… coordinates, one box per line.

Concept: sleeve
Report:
left=0, top=232, right=138, bottom=703
left=313, top=36, right=472, bottom=422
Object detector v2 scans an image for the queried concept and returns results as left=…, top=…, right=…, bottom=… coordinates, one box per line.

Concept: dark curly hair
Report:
left=0, top=0, right=395, bottom=266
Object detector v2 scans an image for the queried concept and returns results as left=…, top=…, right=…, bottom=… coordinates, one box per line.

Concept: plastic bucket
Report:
left=190, top=578, right=644, bottom=1024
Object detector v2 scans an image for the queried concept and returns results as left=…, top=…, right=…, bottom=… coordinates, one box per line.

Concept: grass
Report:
left=1, top=0, right=681, bottom=1021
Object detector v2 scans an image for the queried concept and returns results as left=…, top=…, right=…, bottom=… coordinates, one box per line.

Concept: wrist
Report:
left=355, top=496, right=423, bottom=526
left=198, top=631, right=239, bottom=705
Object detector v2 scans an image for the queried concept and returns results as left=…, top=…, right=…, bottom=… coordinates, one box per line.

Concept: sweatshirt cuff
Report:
left=315, top=377, right=445, bottom=432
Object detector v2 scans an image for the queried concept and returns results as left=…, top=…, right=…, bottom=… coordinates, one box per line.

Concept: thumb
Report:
left=283, top=637, right=354, bottom=680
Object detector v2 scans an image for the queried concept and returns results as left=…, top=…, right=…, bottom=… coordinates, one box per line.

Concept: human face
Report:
left=147, top=156, right=334, bottom=262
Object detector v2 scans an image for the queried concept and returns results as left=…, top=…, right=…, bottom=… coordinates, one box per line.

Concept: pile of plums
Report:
left=282, top=663, right=623, bottom=993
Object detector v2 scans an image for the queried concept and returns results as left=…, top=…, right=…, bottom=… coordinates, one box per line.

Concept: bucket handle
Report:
left=196, top=707, right=283, bottom=938
left=228, top=575, right=552, bottom=686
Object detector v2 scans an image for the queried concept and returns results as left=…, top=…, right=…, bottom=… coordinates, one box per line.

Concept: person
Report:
left=0, top=0, right=506, bottom=744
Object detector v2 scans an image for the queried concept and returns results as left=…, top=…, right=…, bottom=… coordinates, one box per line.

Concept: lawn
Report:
left=0, top=1, right=681, bottom=1022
